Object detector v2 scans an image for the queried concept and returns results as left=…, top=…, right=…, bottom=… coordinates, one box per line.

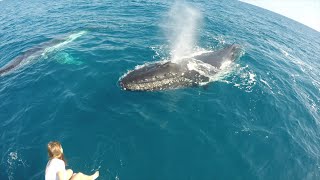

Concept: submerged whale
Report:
left=0, top=31, right=86, bottom=76
left=119, top=44, right=241, bottom=91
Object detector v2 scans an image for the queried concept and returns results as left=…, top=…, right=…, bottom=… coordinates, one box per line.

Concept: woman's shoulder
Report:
left=48, top=158, right=65, bottom=166
left=52, top=158, right=64, bottom=163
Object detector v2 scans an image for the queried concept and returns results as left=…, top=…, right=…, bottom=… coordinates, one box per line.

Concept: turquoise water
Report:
left=1, top=0, right=320, bottom=179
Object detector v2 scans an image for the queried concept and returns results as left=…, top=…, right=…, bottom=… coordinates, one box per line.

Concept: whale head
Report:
left=120, top=62, right=187, bottom=91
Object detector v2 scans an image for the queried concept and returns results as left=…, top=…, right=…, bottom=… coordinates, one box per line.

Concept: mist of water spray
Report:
left=165, top=1, right=202, bottom=63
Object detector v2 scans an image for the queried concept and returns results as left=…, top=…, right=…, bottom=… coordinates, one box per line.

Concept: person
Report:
left=45, top=141, right=99, bottom=180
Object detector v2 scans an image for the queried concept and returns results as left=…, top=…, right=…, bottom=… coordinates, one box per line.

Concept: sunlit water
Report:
left=0, top=0, right=320, bottom=179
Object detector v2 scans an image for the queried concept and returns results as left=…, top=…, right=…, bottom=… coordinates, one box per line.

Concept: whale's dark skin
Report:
left=0, top=31, right=86, bottom=76
left=0, top=46, right=45, bottom=75
left=120, top=44, right=241, bottom=91
left=0, top=39, right=66, bottom=76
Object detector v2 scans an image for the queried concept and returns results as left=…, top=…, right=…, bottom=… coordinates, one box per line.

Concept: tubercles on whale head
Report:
left=119, top=62, right=181, bottom=91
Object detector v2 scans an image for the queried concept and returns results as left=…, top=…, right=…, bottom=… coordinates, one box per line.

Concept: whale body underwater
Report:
left=0, top=31, right=86, bottom=76
left=120, top=44, right=242, bottom=91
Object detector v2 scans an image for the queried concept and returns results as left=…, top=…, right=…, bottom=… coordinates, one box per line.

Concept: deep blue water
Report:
left=1, top=0, right=320, bottom=179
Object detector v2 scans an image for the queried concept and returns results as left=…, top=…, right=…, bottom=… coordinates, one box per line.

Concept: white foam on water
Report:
left=210, top=61, right=238, bottom=83
left=213, top=35, right=226, bottom=45
left=280, top=49, right=289, bottom=57
left=6, top=151, right=28, bottom=180
left=248, top=72, right=256, bottom=84
left=220, top=60, right=232, bottom=69
left=231, top=65, right=257, bottom=92
left=186, top=58, right=218, bottom=82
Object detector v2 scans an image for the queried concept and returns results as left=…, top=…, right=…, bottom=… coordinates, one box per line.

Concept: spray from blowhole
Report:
left=164, top=1, right=202, bottom=63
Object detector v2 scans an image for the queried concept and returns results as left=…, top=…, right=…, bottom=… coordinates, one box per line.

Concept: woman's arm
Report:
left=57, top=169, right=74, bottom=180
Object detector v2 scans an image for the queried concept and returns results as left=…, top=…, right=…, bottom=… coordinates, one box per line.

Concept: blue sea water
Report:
left=1, top=0, right=320, bottom=179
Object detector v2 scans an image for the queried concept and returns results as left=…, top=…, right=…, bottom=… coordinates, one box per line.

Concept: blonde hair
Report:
left=47, top=141, right=66, bottom=164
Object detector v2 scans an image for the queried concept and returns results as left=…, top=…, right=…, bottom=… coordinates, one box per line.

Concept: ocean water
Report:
left=1, top=0, right=320, bottom=179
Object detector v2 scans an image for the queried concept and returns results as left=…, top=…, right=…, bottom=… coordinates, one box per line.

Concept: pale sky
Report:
left=239, top=0, right=320, bottom=32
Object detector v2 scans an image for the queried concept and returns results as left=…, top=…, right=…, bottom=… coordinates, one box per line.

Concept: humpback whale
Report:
left=119, top=44, right=241, bottom=91
left=0, top=31, right=86, bottom=76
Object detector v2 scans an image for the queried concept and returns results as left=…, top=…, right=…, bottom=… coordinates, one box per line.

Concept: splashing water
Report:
left=6, top=151, right=28, bottom=180
left=165, top=1, right=202, bottom=63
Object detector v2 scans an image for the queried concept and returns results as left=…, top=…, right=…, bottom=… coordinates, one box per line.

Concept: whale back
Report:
left=194, top=44, right=241, bottom=68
